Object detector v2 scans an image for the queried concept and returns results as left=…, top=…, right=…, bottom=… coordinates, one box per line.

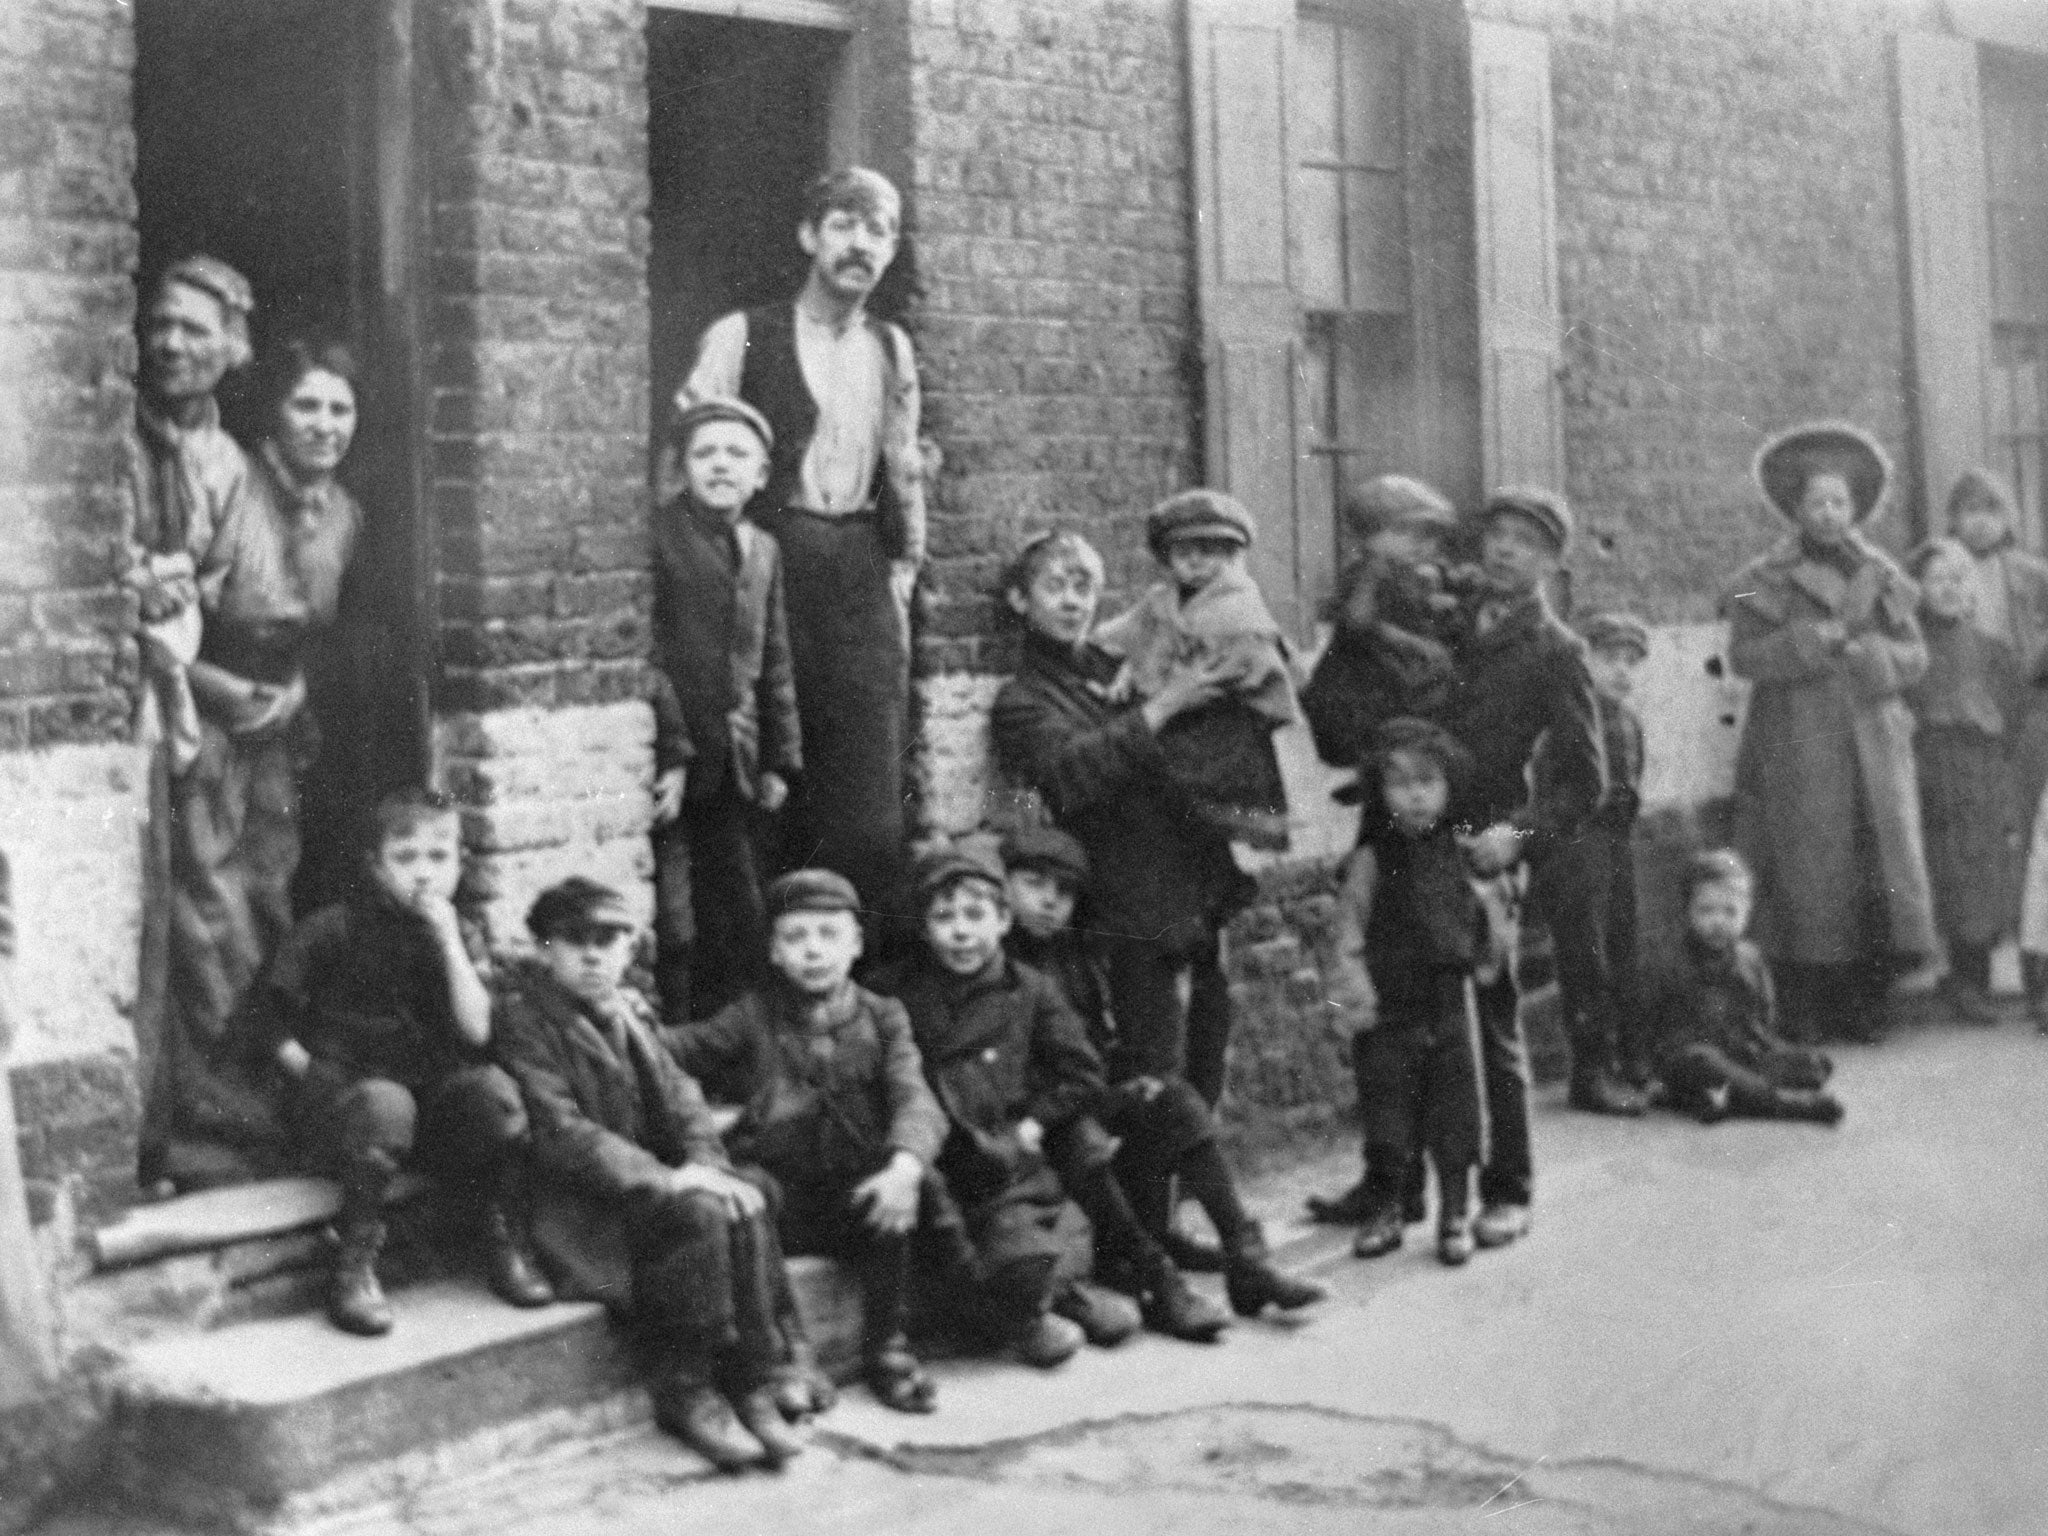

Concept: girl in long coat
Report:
left=1724, top=422, right=1936, bottom=1041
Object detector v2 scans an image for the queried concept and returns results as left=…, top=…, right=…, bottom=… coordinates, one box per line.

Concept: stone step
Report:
left=104, top=1258, right=863, bottom=1532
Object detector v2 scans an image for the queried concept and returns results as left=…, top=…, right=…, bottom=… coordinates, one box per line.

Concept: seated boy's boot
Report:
left=1351, top=1204, right=1404, bottom=1259
left=1223, top=1220, right=1325, bottom=1316
left=1567, top=1063, right=1647, bottom=1116
left=1770, top=1089, right=1845, bottom=1126
left=1305, top=1169, right=1374, bottom=1225
left=1135, top=1247, right=1229, bottom=1342
left=328, top=1217, right=394, bottom=1336
left=652, top=1360, right=766, bottom=1471
left=859, top=1239, right=937, bottom=1414
left=1053, top=1279, right=1142, bottom=1346
left=482, top=1163, right=554, bottom=1309
left=1011, top=1308, right=1086, bottom=1369
left=728, top=1381, right=805, bottom=1466
left=769, top=1284, right=837, bottom=1421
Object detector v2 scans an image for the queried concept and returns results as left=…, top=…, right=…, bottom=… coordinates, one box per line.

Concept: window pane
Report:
left=1303, top=316, right=1336, bottom=444
left=1296, top=19, right=1340, bottom=165
left=1341, top=22, right=1403, bottom=171
left=1297, top=165, right=1346, bottom=308
left=1346, top=169, right=1409, bottom=313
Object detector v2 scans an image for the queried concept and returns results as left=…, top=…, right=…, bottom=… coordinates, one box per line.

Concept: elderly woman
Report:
left=166, top=338, right=365, bottom=1185
left=1724, top=422, right=1936, bottom=1042
left=129, top=255, right=262, bottom=1187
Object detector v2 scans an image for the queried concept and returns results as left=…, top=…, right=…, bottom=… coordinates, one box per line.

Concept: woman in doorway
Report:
left=1722, top=422, right=1937, bottom=1043
left=166, top=338, right=366, bottom=1186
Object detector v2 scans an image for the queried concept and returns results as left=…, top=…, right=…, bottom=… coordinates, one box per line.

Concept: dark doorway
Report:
left=134, top=0, right=427, bottom=913
left=647, top=10, right=846, bottom=444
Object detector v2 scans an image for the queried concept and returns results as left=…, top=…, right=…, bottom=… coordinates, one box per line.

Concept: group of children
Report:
left=249, top=779, right=1323, bottom=1470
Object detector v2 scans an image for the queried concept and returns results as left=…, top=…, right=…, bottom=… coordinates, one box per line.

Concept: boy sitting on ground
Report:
left=499, top=877, right=809, bottom=1471
left=999, top=826, right=1324, bottom=1321
left=1644, top=850, right=1844, bottom=1126
left=247, top=788, right=553, bottom=1335
left=669, top=870, right=953, bottom=1413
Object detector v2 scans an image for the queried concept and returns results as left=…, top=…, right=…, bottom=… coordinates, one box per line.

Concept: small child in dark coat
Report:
left=1325, top=718, right=1496, bottom=1267
left=247, top=789, right=554, bottom=1336
left=1644, top=850, right=1843, bottom=1126
left=1571, top=612, right=1651, bottom=1080
left=500, top=878, right=808, bottom=1471
left=669, top=869, right=953, bottom=1414
left=649, top=396, right=802, bottom=1022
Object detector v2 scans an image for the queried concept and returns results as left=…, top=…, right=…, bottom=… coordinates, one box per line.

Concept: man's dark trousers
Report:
left=1472, top=971, right=1534, bottom=1208
left=1100, top=932, right=1233, bottom=1109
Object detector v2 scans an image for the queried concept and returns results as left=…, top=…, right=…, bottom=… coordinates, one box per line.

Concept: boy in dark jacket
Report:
left=670, top=869, right=952, bottom=1413
left=885, top=844, right=1244, bottom=1350
left=650, top=396, right=802, bottom=1022
left=1645, top=850, right=1843, bottom=1125
left=500, top=878, right=807, bottom=1471
left=248, top=789, right=552, bottom=1336
left=1325, top=719, right=1495, bottom=1266
left=1000, top=828, right=1323, bottom=1322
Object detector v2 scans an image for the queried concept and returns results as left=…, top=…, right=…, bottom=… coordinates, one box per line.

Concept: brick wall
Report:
left=1494, top=0, right=1926, bottom=623
left=419, top=0, right=657, bottom=947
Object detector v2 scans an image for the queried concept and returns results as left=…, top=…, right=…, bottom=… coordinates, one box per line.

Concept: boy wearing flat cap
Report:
left=650, top=395, right=802, bottom=1024
left=1092, top=489, right=1299, bottom=850
left=499, top=877, right=811, bottom=1472
left=1571, top=612, right=1653, bottom=1083
left=1434, top=490, right=1615, bottom=1246
left=670, top=870, right=954, bottom=1414
left=999, top=829, right=1323, bottom=1323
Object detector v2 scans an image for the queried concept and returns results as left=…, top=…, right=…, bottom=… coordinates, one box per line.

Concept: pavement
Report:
left=49, top=1018, right=2048, bottom=1535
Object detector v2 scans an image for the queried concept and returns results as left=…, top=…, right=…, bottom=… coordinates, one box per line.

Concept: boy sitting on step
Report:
left=1644, top=850, right=1844, bottom=1126
left=499, top=877, right=808, bottom=1472
left=248, top=788, right=553, bottom=1336
left=669, top=870, right=955, bottom=1414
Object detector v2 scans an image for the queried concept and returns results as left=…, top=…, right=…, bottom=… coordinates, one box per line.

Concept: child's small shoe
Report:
left=1352, top=1209, right=1404, bottom=1259
left=1012, top=1309, right=1086, bottom=1368
left=1436, top=1218, right=1474, bottom=1267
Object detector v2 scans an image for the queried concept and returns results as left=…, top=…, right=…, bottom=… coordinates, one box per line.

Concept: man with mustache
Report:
left=679, top=169, right=928, bottom=941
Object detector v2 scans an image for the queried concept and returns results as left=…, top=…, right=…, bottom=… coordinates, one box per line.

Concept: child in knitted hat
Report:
left=1092, top=489, right=1299, bottom=848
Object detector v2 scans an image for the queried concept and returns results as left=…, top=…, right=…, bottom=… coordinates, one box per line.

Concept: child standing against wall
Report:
left=1906, top=538, right=2021, bottom=1024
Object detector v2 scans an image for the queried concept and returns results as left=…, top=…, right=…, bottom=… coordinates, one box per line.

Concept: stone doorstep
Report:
left=105, top=1257, right=865, bottom=1532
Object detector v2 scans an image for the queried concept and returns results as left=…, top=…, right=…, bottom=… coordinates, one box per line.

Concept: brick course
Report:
left=0, top=0, right=137, bottom=752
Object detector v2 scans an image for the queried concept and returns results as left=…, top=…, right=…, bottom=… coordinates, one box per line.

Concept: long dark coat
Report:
left=878, top=954, right=1098, bottom=1286
left=990, top=630, right=1252, bottom=954
left=497, top=967, right=729, bottom=1308
left=1725, top=534, right=1937, bottom=965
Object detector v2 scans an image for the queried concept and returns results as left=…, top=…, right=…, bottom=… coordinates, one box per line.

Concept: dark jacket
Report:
left=1340, top=823, right=1487, bottom=1023
left=1006, top=927, right=1115, bottom=1065
left=1433, top=590, right=1606, bottom=867
left=498, top=967, right=729, bottom=1305
left=247, top=893, right=492, bottom=1090
left=1643, top=935, right=1791, bottom=1075
left=879, top=953, right=1106, bottom=1210
left=670, top=981, right=948, bottom=1189
left=991, top=630, right=1253, bottom=952
left=652, top=501, right=801, bottom=804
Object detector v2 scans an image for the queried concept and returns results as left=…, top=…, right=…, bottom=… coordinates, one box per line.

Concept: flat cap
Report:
left=160, top=253, right=255, bottom=316
left=764, top=867, right=862, bottom=920
left=669, top=394, right=774, bottom=453
left=526, top=876, right=635, bottom=941
left=1340, top=475, right=1458, bottom=543
left=909, top=841, right=1007, bottom=904
left=1482, top=487, right=1572, bottom=553
left=1147, top=489, right=1255, bottom=560
left=999, top=825, right=1089, bottom=887
left=1579, top=611, right=1649, bottom=658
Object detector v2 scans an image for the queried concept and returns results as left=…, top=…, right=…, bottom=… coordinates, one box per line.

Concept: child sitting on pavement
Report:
left=999, top=826, right=1324, bottom=1322
left=499, top=878, right=808, bottom=1472
left=1324, top=719, right=1496, bottom=1266
left=668, top=870, right=953, bottom=1414
left=1092, top=490, right=1298, bottom=849
left=247, top=789, right=553, bottom=1335
left=1643, top=850, right=1843, bottom=1126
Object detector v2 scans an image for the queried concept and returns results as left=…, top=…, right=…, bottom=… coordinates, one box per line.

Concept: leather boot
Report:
left=328, top=1154, right=395, bottom=1336
left=859, top=1238, right=937, bottom=1413
left=1223, top=1220, right=1325, bottom=1317
left=651, top=1359, right=767, bottom=1471
left=769, top=1273, right=837, bottom=1421
left=1135, top=1247, right=1229, bottom=1342
left=729, top=1382, right=805, bottom=1466
left=1770, top=1089, right=1845, bottom=1125
left=1567, top=1066, right=1647, bottom=1116
left=482, top=1162, right=554, bottom=1309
